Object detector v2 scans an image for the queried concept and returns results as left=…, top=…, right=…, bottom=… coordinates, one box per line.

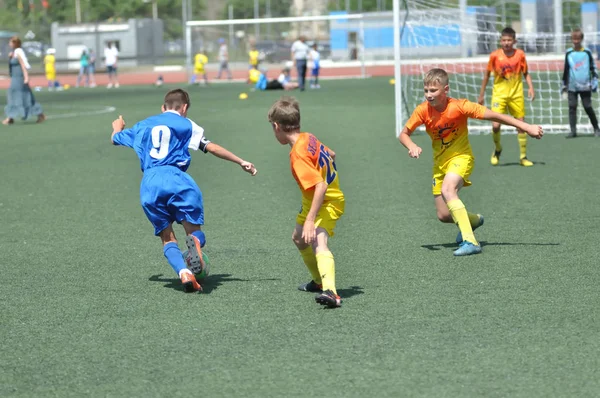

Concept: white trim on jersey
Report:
left=188, top=119, right=210, bottom=152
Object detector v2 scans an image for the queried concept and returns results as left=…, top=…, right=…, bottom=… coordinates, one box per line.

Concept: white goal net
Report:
left=394, top=0, right=600, bottom=134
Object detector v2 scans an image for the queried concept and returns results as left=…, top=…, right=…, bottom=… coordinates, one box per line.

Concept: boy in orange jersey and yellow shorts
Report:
left=399, top=68, right=543, bottom=256
left=268, top=96, right=344, bottom=308
left=479, top=27, right=536, bottom=166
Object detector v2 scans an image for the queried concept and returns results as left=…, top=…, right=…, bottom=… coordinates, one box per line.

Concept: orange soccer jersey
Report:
left=487, top=48, right=528, bottom=98
left=405, top=98, right=486, bottom=165
left=290, top=132, right=344, bottom=206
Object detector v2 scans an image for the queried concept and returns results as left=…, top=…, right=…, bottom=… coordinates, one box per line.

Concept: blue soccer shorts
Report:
left=140, top=166, right=204, bottom=235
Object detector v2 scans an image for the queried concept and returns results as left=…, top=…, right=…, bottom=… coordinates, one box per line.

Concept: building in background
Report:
left=50, top=18, right=164, bottom=71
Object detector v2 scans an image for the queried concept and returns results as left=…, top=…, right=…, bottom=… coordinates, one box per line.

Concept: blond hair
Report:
left=268, top=96, right=301, bottom=132
left=423, top=68, right=449, bottom=86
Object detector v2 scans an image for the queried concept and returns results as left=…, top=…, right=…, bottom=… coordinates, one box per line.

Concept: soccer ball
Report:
left=182, top=250, right=210, bottom=279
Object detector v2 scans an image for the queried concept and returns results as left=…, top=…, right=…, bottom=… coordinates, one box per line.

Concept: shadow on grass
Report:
left=148, top=273, right=280, bottom=294
left=421, top=241, right=560, bottom=251
left=497, top=160, right=546, bottom=167
left=338, top=285, right=365, bottom=299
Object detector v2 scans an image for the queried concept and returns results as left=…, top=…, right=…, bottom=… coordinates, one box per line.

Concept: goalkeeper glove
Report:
left=592, top=78, right=598, bottom=93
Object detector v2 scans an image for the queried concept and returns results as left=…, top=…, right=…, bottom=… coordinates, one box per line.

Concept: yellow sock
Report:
left=468, top=212, right=480, bottom=228
left=315, top=251, right=336, bottom=294
left=447, top=199, right=478, bottom=245
left=299, top=246, right=321, bottom=284
left=518, top=132, right=527, bottom=159
left=492, top=130, right=502, bottom=151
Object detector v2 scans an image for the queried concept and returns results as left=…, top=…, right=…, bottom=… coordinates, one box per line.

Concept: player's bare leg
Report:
left=293, top=223, right=322, bottom=293
left=490, top=121, right=502, bottom=165
left=439, top=174, right=482, bottom=256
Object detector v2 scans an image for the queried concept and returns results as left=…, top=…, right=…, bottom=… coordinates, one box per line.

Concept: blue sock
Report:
left=190, top=75, right=197, bottom=84
left=191, top=230, right=206, bottom=247
left=164, top=242, right=187, bottom=276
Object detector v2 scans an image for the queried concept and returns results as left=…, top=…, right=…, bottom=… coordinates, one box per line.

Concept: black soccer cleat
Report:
left=298, top=280, right=323, bottom=293
left=315, top=290, right=342, bottom=308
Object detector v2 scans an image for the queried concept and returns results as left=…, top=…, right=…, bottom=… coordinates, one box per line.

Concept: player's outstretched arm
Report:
left=110, top=115, right=125, bottom=144
left=398, top=126, right=423, bottom=158
left=478, top=71, right=491, bottom=105
left=482, top=109, right=543, bottom=139
left=302, top=181, right=328, bottom=244
left=205, top=142, right=258, bottom=175
left=525, top=73, right=535, bottom=101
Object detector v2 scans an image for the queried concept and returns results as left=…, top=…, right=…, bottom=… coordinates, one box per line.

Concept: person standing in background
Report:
left=291, top=35, right=309, bottom=91
left=44, top=48, right=57, bottom=90
left=76, top=48, right=90, bottom=88
left=216, top=38, right=232, bottom=80
left=88, top=49, right=97, bottom=88
left=104, top=41, right=120, bottom=89
left=3, top=36, right=45, bottom=125
left=561, top=28, right=600, bottom=138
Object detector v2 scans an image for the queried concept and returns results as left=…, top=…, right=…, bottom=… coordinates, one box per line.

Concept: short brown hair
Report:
left=9, top=36, right=21, bottom=48
left=268, top=96, right=300, bottom=132
left=501, top=27, right=516, bottom=39
left=163, top=89, right=190, bottom=111
left=423, top=68, right=449, bottom=86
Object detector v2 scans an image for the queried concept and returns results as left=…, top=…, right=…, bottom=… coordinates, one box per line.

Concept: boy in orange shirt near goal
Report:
left=478, top=27, right=536, bottom=167
left=399, top=68, right=543, bottom=256
left=268, top=97, right=344, bottom=308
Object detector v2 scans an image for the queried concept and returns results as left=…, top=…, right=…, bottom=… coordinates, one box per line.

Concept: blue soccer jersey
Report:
left=563, top=47, right=598, bottom=92
left=112, top=110, right=210, bottom=172
left=113, top=110, right=211, bottom=235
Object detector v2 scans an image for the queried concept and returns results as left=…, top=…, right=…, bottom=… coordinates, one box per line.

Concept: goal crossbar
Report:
left=186, top=14, right=365, bottom=28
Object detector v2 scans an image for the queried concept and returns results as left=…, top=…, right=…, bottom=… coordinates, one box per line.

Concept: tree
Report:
left=0, top=0, right=205, bottom=41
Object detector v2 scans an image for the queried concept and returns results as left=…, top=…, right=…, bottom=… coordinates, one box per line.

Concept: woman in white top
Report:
left=3, top=36, right=45, bottom=125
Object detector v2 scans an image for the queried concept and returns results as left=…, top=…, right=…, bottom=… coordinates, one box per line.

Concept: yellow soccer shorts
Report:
left=296, top=200, right=345, bottom=237
left=432, top=155, right=474, bottom=195
left=491, top=94, right=525, bottom=119
left=194, top=66, right=205, bottom=74
left=46, top=70, right=56, bottom=80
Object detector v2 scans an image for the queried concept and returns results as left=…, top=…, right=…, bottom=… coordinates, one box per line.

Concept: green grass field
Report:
left=1, top=79, right=599, bottom=397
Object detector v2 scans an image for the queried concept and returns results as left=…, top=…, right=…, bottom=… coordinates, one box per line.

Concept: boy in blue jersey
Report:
left=562, top=28, right=600, bottom=138
left=111, top=89, right=257, bottom=292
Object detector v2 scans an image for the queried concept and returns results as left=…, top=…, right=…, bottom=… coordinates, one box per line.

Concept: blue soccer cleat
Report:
left=456, top=214, right=484, bottom=244
left=453, top=241, right=482, bottom=256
